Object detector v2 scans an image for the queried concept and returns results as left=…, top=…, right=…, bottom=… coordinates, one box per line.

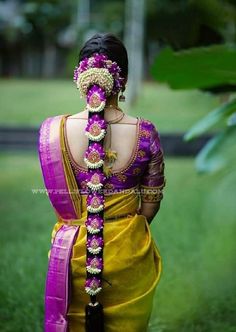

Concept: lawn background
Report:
left=0, top=79, right=219, bottom=132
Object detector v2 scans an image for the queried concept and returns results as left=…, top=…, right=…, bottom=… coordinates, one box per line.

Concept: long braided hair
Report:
left=73, top=33, right=128, bottom=332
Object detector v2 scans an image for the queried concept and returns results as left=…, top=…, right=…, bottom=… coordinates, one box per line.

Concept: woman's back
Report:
left=65, top=110, right=139, bottom=173
left=64, top=109, right=165, bottom=194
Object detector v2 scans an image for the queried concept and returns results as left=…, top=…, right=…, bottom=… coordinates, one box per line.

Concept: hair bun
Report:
left=73, top=53, right=125, bottom=99
left=77, top=68, right=114, bottom=98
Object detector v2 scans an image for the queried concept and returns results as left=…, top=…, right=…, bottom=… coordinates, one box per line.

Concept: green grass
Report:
left=0, top=152, right=235, bottom=331
left=0, top=79, right=219, bottom=132
left=149, top=160, right=236, bottom=332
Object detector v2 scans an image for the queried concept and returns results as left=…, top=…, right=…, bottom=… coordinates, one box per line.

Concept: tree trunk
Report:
left=124, top=0, right=145, bottom=106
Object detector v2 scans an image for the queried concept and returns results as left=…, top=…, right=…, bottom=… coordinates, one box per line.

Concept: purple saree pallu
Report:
left=38, top=115, right=81, bottom=332
left=45, top=225, right=80, bottom=332
left=38, top=115, right=79, bottom=220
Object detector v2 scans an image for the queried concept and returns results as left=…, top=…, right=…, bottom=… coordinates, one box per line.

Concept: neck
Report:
left=103, top=94, right=124, bottom=122
left=105, top=94, right=118, bottom=108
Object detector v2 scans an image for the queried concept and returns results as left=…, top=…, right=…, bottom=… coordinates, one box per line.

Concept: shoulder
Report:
left=139, top=117, right=160, bottom=140
left=139, top=117, right=158, bottom=131
left=38, top=114, right=68, bottom=140
left=139, top=117, right=163, bottom=153
left=39, top=114, right=68, bottom=127
left=120, top=113, right=138, bottom=124
left=67, top=110, right=87, bottom=120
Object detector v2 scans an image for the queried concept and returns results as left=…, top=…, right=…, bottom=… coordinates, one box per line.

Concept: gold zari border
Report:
left=139, top=181, right=166, bottom=203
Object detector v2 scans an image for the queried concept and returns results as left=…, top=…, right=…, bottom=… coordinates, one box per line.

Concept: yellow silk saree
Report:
left=39, top=114, right=162, bottom=332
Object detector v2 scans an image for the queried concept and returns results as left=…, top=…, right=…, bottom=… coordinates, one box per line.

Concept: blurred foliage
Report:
left=147, top=0, right=236, bottom=49
left=194, top=124, right=236, bottom=173
left=185, top=98, right=236, bottom=173
left=91, top=0, right=124, bottom=34
left=1, top=0, right=236, bottom=77
left=0, top=0, right=75, bottom=44
left=184, top=98, right=236, bottom=140
left=150, top=44, right=236, bottom=90
left=151, top=44, right=236, bottom=173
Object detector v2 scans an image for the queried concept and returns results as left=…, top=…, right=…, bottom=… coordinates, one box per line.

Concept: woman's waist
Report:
left=57, top=189, right=140, bottom=225
left=57, top=211, right=138, bottom=226
left=82, top=189, right=139, bottom=212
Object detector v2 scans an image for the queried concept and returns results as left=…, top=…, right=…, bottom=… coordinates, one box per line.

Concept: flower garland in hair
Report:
left=73, top=53, right=124, bottom=330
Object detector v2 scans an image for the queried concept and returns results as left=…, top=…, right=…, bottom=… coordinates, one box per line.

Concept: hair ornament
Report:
left=86, top=256, right=103, bottom=274
left=87, top=193, right=105, bottom=213
left=86, top=85, right=106, bottom=113
left=87, top=235, right=104, bottom=254
left=85, top=114, right=107, bottom=141
left=87, top=171, right=106, bottom=191
left=85, top=215, right=104, bottom=234
left=85, top=277, right=102, bottom=296
left=73, top=53, right=125, bottom=97
left=84, top=143, right=105, bottom=169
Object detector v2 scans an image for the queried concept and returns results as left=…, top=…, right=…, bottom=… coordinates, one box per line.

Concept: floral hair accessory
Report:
left=87, top=193, right=105, bottom=213
left=84, top=143, right=105, bottom=168
left=76, top=68, right=113, bottom=97
left=85, top=277, right=102, bottom=296
left=85, top=114, right=107, bottom=141
left=73, top=53, right=125, bottom=97
left=86, top=256, right=103, bottom=274
left=87, top=235, right=104, bottom=254
left=85, top=215, right=104, bottom=234
left=86, top=85, right=106, bottom=113
left=87, top=170, right=106, bottom=191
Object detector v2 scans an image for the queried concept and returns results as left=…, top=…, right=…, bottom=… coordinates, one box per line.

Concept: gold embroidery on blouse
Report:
left=141, top=191, right=163, bottom=202
left=133, top=167, right=141, bottom=175
left=140, top=129, right=151, bottom=138
left=140, top=182, right=166, bottom=202
left=137, top=150, right=146, bottom=159
left=104, top=183, right=115, bottom=190
left=140, top=183, right=166, bottom=190
left=116, top=174, right=127, bottom=182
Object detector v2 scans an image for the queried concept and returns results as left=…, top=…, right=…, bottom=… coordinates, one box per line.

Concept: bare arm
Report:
left=138, top=201, right=161, bottom=225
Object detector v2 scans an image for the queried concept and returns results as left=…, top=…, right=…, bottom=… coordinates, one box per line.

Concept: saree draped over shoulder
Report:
left=38, top=114, right=166, bottom=332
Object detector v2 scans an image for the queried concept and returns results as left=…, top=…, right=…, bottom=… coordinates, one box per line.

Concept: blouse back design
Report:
left=64, top=117, right=166, bottom=202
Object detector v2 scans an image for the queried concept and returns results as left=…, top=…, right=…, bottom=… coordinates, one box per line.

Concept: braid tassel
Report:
left=85, top=300, right=104, bottom=332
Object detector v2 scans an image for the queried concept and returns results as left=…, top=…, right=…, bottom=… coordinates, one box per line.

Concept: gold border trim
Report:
left=59, top=114, right=82, bottom=219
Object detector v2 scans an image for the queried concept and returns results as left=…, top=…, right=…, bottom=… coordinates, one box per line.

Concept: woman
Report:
left=38, top=33, right=165, bottom=332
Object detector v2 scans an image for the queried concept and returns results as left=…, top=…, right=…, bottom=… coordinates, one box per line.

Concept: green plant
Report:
left=151, top=44, right=236, bottom=172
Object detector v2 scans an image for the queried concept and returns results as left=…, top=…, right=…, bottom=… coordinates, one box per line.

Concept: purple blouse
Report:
left=64, top=117, right=165, bottom=202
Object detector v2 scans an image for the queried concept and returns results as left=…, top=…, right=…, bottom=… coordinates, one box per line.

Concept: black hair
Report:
left=78, top=33, right=128, bottom=79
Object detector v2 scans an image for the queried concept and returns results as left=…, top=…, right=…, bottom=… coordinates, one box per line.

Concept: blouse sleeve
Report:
left=139, top=124, right=166, bottom=203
